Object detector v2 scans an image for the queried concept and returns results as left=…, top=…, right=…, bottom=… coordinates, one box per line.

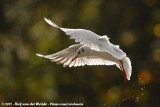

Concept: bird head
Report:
left=72, top=46, right=90, bottom=61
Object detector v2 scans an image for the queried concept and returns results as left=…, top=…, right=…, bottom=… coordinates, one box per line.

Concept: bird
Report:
left=36, top=17, right=132, bottom=82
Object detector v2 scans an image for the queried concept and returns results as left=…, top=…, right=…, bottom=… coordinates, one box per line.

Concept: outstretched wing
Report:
left=36, top=44, right=116, bottom=67
left=44, top=18, right=126, bottom=59
left=36, top=44, right=83, bottom=67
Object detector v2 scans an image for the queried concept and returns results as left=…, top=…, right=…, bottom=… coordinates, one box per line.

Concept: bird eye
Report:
left=82, top=48, right=84, bottom=52
left=78, top=51, right=80, bottom=54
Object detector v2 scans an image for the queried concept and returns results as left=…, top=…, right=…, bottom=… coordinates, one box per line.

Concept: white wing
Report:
left=69, top=57, right=116, bottom=67
left=44, top=18, right=126, bottom=59
left=36, top=44, right=83, bottom=67
left=36, top=44, right=116, bottom=67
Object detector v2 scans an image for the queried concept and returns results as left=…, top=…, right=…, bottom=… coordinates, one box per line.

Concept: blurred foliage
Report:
left=0, top=0, right=160, bottom=107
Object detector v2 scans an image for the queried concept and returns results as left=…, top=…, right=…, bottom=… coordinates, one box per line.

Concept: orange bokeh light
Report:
left=153, top=24, right=160, bottom=38
left=153, top=49, right=160, bottom=62
left=144, top=0, right=157, bottom=7
left=121, top=32, right=135, bottom=47
left=138, top=70, right=152, bottom=85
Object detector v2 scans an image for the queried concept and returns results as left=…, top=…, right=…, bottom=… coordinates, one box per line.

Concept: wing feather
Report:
left=44, top=18, right=126, bottom=59
left=36, top=44, right=83, bottom=65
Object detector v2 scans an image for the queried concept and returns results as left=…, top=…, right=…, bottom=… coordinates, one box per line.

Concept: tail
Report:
left=122, top=57, right=132, bottom=80
left=44, top=17, right=60, bottom=28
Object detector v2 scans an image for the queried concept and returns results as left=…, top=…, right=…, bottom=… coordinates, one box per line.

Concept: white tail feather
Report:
left=122, top=57, right=132, bottom=80
left=44, top=17, right=59, bottom=28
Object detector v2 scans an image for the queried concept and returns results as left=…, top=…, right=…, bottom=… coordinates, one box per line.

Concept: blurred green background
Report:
left=0, top=0, right=160, bottom=107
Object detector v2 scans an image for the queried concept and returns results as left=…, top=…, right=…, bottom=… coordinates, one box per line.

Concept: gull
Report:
left=36, top=17, right=132, bottom=82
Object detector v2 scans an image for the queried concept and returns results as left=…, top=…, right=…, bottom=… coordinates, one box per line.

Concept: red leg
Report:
left=120, top=60, right=127, bottom=82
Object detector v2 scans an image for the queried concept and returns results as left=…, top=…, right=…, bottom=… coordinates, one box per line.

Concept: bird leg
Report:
left=120, top=60, right=127, bottom=82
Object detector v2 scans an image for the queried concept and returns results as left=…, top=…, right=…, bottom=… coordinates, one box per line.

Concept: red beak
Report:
left=72, top=56, right=77, bottom=61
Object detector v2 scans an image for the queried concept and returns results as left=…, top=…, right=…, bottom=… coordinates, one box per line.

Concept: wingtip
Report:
left=44, top=17, right=47, bottom=20
left=44, top=17, right=59, bottom=28
left=44, top=17, right=49, bottom=23
left=36, top=53, right=44, bottom=57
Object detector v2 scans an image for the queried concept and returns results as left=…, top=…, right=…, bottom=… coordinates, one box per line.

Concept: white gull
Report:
left=36, top=18, right=132, bottom=82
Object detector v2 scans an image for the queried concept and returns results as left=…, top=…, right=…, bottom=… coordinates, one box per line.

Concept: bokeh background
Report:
left=0, top=0, right=160, bottom=107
